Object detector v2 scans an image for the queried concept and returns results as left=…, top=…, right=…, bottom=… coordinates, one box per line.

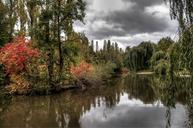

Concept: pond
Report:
left=0, top=75, right=193, bottom=128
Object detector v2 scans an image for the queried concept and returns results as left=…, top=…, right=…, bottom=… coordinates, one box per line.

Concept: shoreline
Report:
left=136, top=71, right=154, bottom=75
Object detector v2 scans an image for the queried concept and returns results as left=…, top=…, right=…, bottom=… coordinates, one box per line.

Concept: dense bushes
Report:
left=70, top=61, right=118, bottom=87
left=92, top=61, right=117, bottom=79
left=0, top=36, right=40, bottom=93
left=0, top=65, right=6, bottom=86
left=70, top=61, right=93, bottom=78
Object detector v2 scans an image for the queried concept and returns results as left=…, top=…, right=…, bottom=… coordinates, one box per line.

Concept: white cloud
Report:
left=145, top=4, right=169, bottom=16
left=88, top=0, right=135, bottom=13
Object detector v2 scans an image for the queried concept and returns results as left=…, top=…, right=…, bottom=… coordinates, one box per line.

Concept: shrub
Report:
left=0, top=36, right=41, bottom=94
left=0, top=36, right=40, bottom=74
left=92, top=61, right=117, bottom=80
left=6, top=74, right=30, bottom=94
left=70, top=61, right=93, bottom=78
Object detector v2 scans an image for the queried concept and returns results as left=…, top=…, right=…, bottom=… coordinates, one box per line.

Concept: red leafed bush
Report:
left=70, top=61, right=93, bottom=77
left=0, top=36, right=40, bottom=74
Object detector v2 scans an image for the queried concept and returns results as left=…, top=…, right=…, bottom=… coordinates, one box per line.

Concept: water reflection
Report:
left=0, top=75, right=193, bottom=128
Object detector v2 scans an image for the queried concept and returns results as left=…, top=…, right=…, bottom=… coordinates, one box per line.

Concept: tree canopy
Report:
left=167, top=0, right=193, bottom=28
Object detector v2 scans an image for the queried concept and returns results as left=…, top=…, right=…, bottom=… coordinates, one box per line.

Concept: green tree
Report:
left=150, top=51, right=169, bottom=75
left=90, top=40, right=94, bottom=53
left=149, top=37, right=176, bottom=75
left=166, top=0, right=193, bottom=28
left=0, top=1, right=10, bottom=45
left=96, top=41, right=99, bottom=52
left=167, top=0, right=193, bottom=74
left=31, top=0, right=86, bottom=84
left=157, top=37, right=174, bottom=52
left=124, top=41, right=154, bottom=71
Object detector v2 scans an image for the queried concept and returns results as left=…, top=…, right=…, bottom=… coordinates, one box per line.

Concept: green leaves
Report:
left=157, top=37, right=174, bottom=52
left=0, top=1, right=10, bottom=45
left=124, top=41, right=154, bottom=71
left=166, top=0, right=193, bottom=27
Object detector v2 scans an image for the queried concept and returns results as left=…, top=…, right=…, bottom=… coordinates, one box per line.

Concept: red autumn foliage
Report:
left=70, top=61, right=93, bottom=77
left=0, top=36, right=40, bottom=74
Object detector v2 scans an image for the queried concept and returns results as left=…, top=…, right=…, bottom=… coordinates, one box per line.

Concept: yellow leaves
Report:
left=6, top=74, right=30, bottom=94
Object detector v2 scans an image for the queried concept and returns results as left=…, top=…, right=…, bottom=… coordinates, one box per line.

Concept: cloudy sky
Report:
left=74, top=0, right=179, bottom=49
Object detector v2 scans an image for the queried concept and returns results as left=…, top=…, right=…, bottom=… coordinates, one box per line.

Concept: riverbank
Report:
left=3, top=69, right=188, bottom=96
left=136, top=71, right=154, bottom=75
left=1, top=70, right=115, bottom=96
left=0, top=69, right=155, bottom=96
left=29, top=77, right=106, bottom=96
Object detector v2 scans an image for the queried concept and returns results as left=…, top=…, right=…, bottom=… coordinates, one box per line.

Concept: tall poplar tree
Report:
left=0, top=1, right=9, bottom=45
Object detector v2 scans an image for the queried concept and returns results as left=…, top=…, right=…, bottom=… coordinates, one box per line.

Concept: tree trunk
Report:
left=47, top=49, right=54, bottom=85
left=57, top=0, right=63, bottom=78
left=45, top=17, right=54, bottom=86
left=8, top=0, right=14, bottom=40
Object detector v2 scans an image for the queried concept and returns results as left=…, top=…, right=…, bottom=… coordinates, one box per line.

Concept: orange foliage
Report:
left=70, top=61, right=93, bottom=77
left=0, top=36, right=40, bottom=74
left=6, top=74, right=30, bottom=94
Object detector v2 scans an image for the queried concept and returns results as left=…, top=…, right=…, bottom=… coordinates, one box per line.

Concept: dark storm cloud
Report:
left=102, top=8, right=168, bottom=37
left=83, top=0, right=171, bottom=39
left=89, top=28, right=125, bottom=40
left=74, top=0, right=178, bottom=47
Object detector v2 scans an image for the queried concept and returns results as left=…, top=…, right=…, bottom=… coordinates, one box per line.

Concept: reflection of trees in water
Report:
left=161, top=75, right=176, bottom=128
left=151, top=76, right=193, bottom=105
left=124, top=75, right=157, bottom=104
left=186, top=96, right=193, bottom=128
left=124, top=74, right=191, bottom=105
left=153, top=76, right=193, bottom=128
left=185, top=79, right=193, bottom=128
left=172, top=78, right=193, bottom=128
left=124, top=74, right=193, bottom=128
left=1, top=76, right=193, bottom=128
left=0, top=92, right=11, bottom=128
left=0, top=78, right=125, bottom=128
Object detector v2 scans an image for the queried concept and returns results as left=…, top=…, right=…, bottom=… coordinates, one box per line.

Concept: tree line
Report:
left=0, top=0, right=193, bottom=94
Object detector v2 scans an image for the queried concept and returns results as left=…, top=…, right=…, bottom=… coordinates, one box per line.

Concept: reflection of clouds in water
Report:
left=170, top=104, right=187, bottom=128
left=80, top=93, right=187, bottom=128
left=117, top=93, right=164, bottom=107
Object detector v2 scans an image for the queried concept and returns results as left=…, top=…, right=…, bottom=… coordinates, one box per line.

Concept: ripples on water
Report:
left=0, top=75, right=193, bottom=128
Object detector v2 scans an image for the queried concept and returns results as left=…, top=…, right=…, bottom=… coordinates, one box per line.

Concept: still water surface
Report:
left=0, top=75, right=193, bottom=128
